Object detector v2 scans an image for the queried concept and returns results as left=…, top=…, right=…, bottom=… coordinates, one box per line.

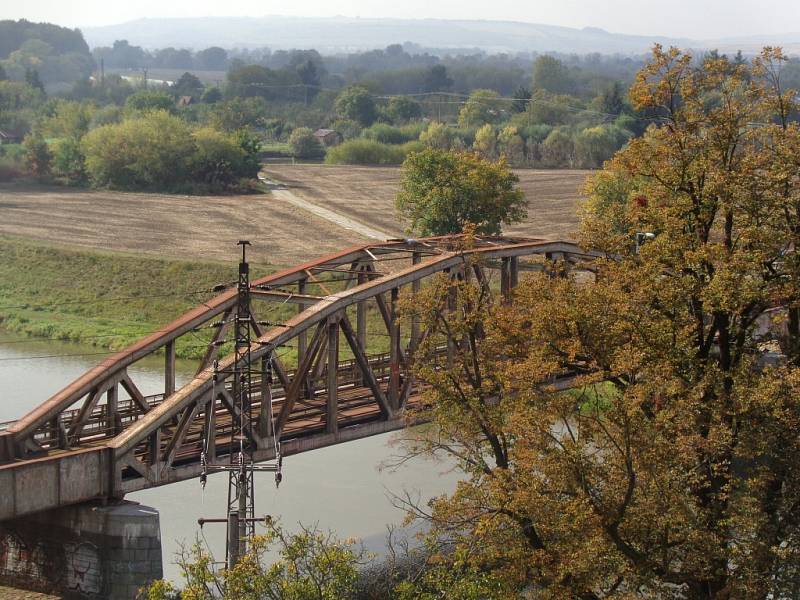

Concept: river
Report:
left=0, top=331, right=459, bottom=582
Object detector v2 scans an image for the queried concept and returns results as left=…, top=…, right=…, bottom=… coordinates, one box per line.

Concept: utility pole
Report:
left=199, top=241, right=282, bottom=569
left=142, top=68, right=148, bottom=90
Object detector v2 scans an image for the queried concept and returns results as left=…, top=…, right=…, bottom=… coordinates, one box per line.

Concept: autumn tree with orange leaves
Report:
left=398, top=47, right=800, bottom=599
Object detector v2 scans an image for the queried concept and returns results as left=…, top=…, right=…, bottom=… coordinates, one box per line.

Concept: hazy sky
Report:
left=2, top=0, right=799, bottom=40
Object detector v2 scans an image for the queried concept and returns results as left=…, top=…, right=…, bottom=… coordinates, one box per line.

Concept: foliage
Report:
left=574, top=123, right=631, bottom=168
left=81, top=110, right=259, bottom=192
left=541, top=127, right=575, bottom=166
left=396, top=148, right=526, bottom=236
left=143, top=523, right=366, bottom=600
left=288, top=126, right=325, bottom=159
left=472, top=123, right=497, bottom=158
left=362, top=122, right=417, bottom=145
left=334, top=85, right=378, bottom=126
left=124, top=90, right=175, bottom=114
left=397, top=46, right=800, bottom=599
left=457, top=88, right=504, bottom=128
left=324, top=138, right=407, bottom=165
left=51, top=137, right=87, bottom=185
left=532, top=54, right=575, bottom=94
left=418, top=121, right=452, bottom=150
left=22, top=132, right=51, bottom=179
left=387, top=95, right=422, bottom=122
left=208, top=97, right=268, bottom=132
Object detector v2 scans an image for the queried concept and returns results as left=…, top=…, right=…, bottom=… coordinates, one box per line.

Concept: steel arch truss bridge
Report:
left=0, top=236, right=600, bottom=521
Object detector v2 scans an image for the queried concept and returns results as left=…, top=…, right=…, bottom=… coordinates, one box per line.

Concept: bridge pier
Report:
left=0, top=500, right=162, bottom=599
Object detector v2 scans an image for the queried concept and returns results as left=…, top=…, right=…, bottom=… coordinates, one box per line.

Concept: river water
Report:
left=0, top=331, right=458, bottom=582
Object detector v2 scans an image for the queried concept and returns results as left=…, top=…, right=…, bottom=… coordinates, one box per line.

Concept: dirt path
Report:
left=270, top=189, right=393, bottom=240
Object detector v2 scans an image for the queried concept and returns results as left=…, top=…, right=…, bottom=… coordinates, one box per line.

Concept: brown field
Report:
left=263, top=164, right=592, bottom=240
left=0, top=166, right=590, bottom=265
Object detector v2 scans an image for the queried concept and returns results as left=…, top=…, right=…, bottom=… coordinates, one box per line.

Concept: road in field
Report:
left=264, top=164, right=592, bottom=241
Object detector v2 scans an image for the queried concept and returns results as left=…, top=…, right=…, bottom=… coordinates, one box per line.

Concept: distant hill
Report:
left=0, top=19, right=94, bottom=86
left=83, top=16, right=693, bottom=55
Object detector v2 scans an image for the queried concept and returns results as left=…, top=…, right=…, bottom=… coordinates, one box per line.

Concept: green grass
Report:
left=0, top=237, right=276, bottom=358
left=0, top=236, right=403, bottom=363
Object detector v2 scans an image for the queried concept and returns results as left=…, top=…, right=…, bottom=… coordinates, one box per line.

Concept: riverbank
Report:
left=0, top=236, right=275, bottom=358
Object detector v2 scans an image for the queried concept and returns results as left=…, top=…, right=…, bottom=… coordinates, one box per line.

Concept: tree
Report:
left=532, top=55, right=574, bottom=94
left=201, top=86, right=223, bottom=104
left=423, top=65, right=453, bottom=93
left=395, top=148, right=526, bottom=236
left=195, top=46, right=228, bottom=71
left=387, top=96, right=422, bottom=123
left=457, top=89, right=504, bottom=128
left=24, top=67, right=44, bottom=93
left=124, top=90, right=174, bottom=113
left=574, top=124, right=630, bottom=168
left=397, top=46, right=800, bottom=599
left=296, top=59, right=320, bottom=103
left=511, top=85, right=531, bottom=113
left=497, top=125, right=525, bottom=164
left=472, top=123, right=497, bottom=158
left=334, top=86, right=377, bottom=127
left=288, top=127, right=325, bottom=160
left=172, top=72, right=204, bottom=98
left=419, top=121, right=452, bottom=150
left=0, top=64, right=6, bottom=81
left=22, top=132, right=51, bottom=180
left=596, top=80, right=626, bottom=115
left=51, top=137, right=86, bottom=185
left=145, top=523, right=366, bottom=600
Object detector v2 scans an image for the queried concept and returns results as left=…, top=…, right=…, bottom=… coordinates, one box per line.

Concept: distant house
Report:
left=313, top=129, right=342, bottom=147
left=176, top=95, right=195, bottom=108
left=0, top=129, right=24, bottom=144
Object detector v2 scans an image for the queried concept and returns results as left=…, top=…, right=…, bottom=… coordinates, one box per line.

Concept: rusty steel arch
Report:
left=0, top=235, right=602, bottom=521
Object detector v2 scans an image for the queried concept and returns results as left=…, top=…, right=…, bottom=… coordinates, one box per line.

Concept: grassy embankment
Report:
left=0, top=236, right=277, bottom=359
left=0, top=236, right=397, bottom=363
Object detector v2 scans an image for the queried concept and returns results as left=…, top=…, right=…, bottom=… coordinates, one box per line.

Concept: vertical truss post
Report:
left=356, top=270, right=367, bottom=385
left=326, top=316, right=340, bottom=434
left=107, top=383, right=119, bottom=436
left=411, top=252, right=421, bottom=352
left=297, top=278, right=307, bottom=367
left=389, top=287, right=401, bottom=411
left=165, top=340, right=176, bottom=397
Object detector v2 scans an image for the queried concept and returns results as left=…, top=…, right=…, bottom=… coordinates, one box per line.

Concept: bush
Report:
left=288, top=127, right=325, bottom=160
left=325, top=139, right=407, bottom=165
left=191, top=126, right=248, bottom=186
left=574, top=124, right=631, bottom=168
left=82, top=111, right=194, bottom=189
left=51, top=137, right=87, bottom=185
left=419, top=121, right=452, bottom=150
left=362, top=123, right=416, bottom=145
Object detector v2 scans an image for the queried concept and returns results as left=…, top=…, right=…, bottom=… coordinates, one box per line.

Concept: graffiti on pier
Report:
left=0, top=530, right=101, bottom=596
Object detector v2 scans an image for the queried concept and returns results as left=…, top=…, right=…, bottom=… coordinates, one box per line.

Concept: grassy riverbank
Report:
left=0, top=236, right=276, bottom=358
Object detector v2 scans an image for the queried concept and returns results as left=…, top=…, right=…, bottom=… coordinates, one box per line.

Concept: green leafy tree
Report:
left=51, top=137, right=87, bottom=185
left=472, top=123, right=497, bottom=158
left=172, top=72, right=204, bottom=98
left=22, top=132, right=51, bottom=180
left=418, top=121, right=452, bottom=150
left=144, top=523, right=366, bottom=600
left=288, top=127, right=325, bottom=160
left=457, top=89, right=503, bottom=128
left=511, top=85, right=531, bottom=113
left=387, top=96, right=423, bottom=122
left=574, top=124, right=631, bottom=168
left=124, top=90, right=174, bottom=114
left=532, top=55, right=574, bottom=94
left=195, top=46, right=228, bottom=71
left=82, top=110, right=194, bottom=189
left=541, top=127, right=574, bottom=166
left=396, top=148, right=526, bottom=236
left=201, top=87, right=223, bottom=104
left=422, top=65, right=453, bottom=93
left=497, top=125, right=525, bottom=164
left=24, top=67, right=44, bottom=93
left=334, top=86, right=377, bottom=127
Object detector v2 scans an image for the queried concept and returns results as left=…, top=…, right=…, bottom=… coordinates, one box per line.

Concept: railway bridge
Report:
left=0, top=235, right=599, bottom=597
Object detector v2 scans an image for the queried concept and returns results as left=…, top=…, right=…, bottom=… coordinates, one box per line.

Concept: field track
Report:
left=0, top=166, right=590, bottom=265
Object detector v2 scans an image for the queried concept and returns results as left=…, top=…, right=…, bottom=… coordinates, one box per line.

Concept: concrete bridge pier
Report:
left=0, top=500, right=162, bottom=599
